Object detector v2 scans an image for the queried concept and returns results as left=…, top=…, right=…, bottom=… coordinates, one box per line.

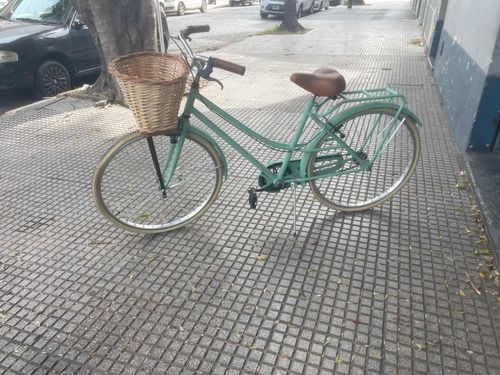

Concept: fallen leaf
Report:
left=323, top=338, right=332, bottom=346
left=475, top=249, right=491, bottom=255
left=369, top=352, right=382, bottom=359
left=415, top=343, right=426, bottom=351
left=249, top=346, right=257, bottom=350
left=335, top=354, right=345, bottom=364
left=479, top=271, right=485, bottom=278
left=257, top=255, right=266, bottom=260
left=459, top=289, right=467, bottom=297
left=453, top=310, right=464, bottom=315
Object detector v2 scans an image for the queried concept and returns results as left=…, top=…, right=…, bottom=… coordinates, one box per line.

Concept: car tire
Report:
left=201, top=0, right=207, bottom=12
left=35, top=60, right=71, bottom=98
left=177, top=2, right=185, bottom=15
left=260, top=11, right=268, bottom=18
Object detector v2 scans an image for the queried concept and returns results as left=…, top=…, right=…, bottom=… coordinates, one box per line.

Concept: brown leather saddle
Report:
left=290, top=67, right=346, bottom=97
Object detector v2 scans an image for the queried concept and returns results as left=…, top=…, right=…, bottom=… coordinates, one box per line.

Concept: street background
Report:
left=1, top=1, right=500, bottom=374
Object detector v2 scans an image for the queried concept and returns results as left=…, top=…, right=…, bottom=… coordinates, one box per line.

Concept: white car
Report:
left=313, top=0, right=329, bottom=12
left=260, top=0, right=314, bottom=19
left=160, top=0, right=207, bottom=16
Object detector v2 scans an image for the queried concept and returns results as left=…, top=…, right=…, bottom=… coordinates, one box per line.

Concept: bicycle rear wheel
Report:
left=307, top=107, right=421, bottom=211
left=93, top=130, right=223, bottom=233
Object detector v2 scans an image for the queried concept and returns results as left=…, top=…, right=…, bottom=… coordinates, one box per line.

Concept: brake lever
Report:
left=205, top=76, right=224, bottom=90
left=197, top=58, right=224, bottom=89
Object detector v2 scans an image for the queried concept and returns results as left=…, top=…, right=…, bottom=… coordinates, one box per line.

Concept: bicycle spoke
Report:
left=93, top=131, right=223, bottom=233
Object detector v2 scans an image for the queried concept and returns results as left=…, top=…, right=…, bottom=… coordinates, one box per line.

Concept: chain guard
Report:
left=257, top=158, right=301, bottom=192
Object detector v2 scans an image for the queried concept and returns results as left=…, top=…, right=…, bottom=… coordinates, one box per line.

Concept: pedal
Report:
left=248, top=188, right=257, bottom=209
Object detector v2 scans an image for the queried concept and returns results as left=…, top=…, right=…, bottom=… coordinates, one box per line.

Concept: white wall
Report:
left=443, top=0, right=500, bottom=73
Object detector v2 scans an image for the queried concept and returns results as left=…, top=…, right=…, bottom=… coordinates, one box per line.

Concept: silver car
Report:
left=160, top=0, right=207, bottom=16
left=260, top=0, right=314, bottom=18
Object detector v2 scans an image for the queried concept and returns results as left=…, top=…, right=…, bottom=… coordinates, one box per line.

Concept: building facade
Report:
left=412, top=0, right=500, bottom=153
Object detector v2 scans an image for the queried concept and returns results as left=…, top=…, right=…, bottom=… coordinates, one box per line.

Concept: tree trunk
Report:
left=278, top=0, right=306, bottom=33
left=69, top=0, right=157, bottom=103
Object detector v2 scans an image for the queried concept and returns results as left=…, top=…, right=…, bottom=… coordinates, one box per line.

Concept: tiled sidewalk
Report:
left=1, top=1, right=499, bottom=374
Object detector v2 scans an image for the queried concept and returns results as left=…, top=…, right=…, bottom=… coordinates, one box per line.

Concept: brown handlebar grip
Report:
left=213, top=58, right=246, bottom=76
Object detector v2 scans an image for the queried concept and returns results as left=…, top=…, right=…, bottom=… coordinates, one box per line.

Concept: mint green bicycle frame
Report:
left=161, top=81, right=421, bottom=191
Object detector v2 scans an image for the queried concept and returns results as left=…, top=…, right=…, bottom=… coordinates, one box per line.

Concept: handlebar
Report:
left=213, top=58, right=246, bottom=76
left=178, top=25, right=246, bottom=76
left=180, top=24, right=211, bottom=39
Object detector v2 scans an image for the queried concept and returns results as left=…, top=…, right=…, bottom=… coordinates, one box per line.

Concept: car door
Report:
left=185, top=0, right=200, bottom=11
left=68, top=11, right=100, bottom=75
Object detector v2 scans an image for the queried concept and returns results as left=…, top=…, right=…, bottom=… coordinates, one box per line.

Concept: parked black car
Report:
left=0, top=0, right=100, bottom=97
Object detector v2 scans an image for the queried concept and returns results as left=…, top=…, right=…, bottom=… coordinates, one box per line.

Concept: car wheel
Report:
left=177, top=2, right=185, bottom=15
left=200, top=0, right=207, bottom=12
left=35, top=60, right=71, bottom=98
left=297, top=5, right=303, bottom=18
left=229, top=1, right=235, bottom=5
left=260, top=11, right=268, bottom=18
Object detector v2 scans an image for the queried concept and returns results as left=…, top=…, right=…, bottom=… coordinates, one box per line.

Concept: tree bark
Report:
left=69, top=0, right=157, bottom=103
left=278, top=0, right=306, bottom=33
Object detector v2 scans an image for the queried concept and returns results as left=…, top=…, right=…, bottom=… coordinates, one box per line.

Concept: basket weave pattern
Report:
left=109, top=52, right=189, bottom=136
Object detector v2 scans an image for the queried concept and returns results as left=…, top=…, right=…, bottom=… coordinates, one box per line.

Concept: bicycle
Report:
left=92, top=25, right=422, bottom=234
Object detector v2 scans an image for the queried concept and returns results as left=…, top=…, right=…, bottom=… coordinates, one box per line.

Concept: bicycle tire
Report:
left=306, top=107, right=421, bottom=211
left=92, top=130, right=223, bottom=233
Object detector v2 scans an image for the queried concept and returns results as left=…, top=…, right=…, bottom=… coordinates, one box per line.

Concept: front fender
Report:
left=299, top=102, right=422, bottom=183
left=188, top=125, right=228, bottom=180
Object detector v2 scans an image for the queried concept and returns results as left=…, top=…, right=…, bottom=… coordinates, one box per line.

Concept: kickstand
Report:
left=292, top=183, right=298, bottom=236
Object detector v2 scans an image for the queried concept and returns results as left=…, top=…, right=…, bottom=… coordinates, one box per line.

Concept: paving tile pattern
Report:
left=1, top=1, right=500, bottom=374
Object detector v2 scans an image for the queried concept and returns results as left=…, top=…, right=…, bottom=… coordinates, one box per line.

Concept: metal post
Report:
left=155, top=0, right=165, bottom=53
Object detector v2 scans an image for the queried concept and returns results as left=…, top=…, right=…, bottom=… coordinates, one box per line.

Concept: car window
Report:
left=0, top=0, right=72, bottom=24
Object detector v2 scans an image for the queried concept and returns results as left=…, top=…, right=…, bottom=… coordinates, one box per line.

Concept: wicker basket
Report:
left=109, top=52, right=189, bottom=136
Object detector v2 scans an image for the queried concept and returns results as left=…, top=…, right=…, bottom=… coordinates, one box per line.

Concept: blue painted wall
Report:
left=431, top=1, right=500, bottom=153
left=434, top=31, right=489, bottom=152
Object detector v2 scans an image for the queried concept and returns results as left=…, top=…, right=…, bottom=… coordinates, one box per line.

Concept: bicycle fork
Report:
left=146, top=137, right=167, bottom=198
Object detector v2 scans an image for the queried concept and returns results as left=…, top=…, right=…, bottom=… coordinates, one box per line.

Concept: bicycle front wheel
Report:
left=307, top=107, right=421, bottom=211
left=93, top=130, right=223, bottom=233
